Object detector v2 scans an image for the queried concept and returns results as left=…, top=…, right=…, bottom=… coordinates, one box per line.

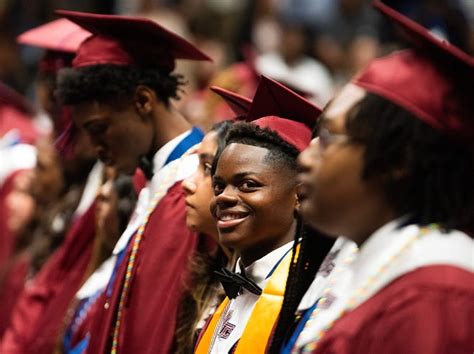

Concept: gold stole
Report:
left=195, top=247, right=296, bottom=353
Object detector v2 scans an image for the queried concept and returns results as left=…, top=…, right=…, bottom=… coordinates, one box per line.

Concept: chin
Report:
left=218, top=231, right=244, bottom=250
left=300, top=200, right=317, bottom=224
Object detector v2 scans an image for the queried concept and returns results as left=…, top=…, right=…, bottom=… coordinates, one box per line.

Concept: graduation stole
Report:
left=195, top=245, right=299, bottom=354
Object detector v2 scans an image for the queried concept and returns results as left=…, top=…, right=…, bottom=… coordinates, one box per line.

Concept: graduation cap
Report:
left=214, top=76, right=322, bottom=151
left=17, top=18, right=91, bottom=53
left=209, top=86, right=253, bottom=119
left=246, top=76, right=322, bottom=151
left=352, top=1, right=474, bottom=137
left=55, top=10, right=212, bottom=71
left=17, top=19, right=92, bottom=74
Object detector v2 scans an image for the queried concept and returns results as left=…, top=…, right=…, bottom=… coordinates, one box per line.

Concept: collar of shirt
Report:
left=297, top=237, right=357, bottom=310
left=235, top=241, right=294, bottom=290
left=152, top=129, right=192, bottom=175
left=351, top=217, right=473, bottom=287
left=294, top=220, right=473, bottom=350
left=112, top=129, right=198, bottom=256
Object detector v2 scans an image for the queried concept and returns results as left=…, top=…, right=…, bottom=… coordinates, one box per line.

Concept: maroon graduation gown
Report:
left=0, top=252, right=30, bottom=339
left=312, top=265, right=474, bottom=354
left=0, top=202, right=96, bottom=353
left=86, top=182, right=197, bottom=354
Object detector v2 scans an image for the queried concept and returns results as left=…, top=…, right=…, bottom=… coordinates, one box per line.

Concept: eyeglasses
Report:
left=317, top=128, right=350, bottom=151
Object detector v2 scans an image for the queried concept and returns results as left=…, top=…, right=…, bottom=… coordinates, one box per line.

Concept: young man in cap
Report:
left=51, top=10, right=211, bottom=354
left=195, top=76, right=334, bottom=354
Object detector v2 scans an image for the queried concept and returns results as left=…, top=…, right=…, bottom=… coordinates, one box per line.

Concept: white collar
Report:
left=294, top=220, right=473, bottom=350
left=73, top=161, right=103, bottom=218
left=152, top=129, right=191, bottom=174
left=235, top=241, right=294, bottom=288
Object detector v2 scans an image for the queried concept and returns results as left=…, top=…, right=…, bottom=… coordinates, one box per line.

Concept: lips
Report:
left=215, top=209, right=250, bottom=229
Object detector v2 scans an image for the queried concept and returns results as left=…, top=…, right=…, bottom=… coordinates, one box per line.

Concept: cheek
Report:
left=195, top=179, right=214, bottom=214
left=251, top=188, right=296, bottom=228
left=311, top=148, right=366, bottom=218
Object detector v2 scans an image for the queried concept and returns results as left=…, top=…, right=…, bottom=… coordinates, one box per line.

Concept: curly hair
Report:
left=56, top=64, right=185, bottom=106
left=344, top=92, right=474, bottom=231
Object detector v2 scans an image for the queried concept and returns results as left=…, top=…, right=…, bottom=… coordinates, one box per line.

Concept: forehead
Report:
left=198, top=131, right=218, bottom=157
left=324, top=84, right=366, bottom=122
left=71, top=100, right=113, bottom=123
left=216, top=143, right=272, bottom=176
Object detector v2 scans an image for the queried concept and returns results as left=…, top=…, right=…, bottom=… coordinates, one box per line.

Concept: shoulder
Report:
left=318, top=266, right=474, bottom=354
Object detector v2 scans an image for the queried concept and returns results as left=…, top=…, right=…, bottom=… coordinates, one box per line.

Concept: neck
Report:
left=240, top=220, right=297, bottom=267
left=148, top=103, right=192, bottom=158
left=350, top=209, right=399, bottom=247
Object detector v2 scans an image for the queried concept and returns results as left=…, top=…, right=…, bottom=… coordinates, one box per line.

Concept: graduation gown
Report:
left=311, top=265, right=473, bottom=354
left=83, top=129, right=202, bottom=354
left=87, top=181, right=198, bottom=354
left=0, top=163, right=103, bottom=353
left=0, top=203, right=96, bottom=353
left=0, top=251, right=30, bottom=339
left=289, top=220, right=473, bottom=354
left=196, top=242, right=294, bottom=354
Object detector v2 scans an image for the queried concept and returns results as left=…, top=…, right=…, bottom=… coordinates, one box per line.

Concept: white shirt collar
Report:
left=152, top=129, right=192, bottom=174
left=235, top=241, right=294, bottom=288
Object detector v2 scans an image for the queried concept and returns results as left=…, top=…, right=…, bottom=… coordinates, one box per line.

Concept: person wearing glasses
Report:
left=268, top=2, right=474, bottom=353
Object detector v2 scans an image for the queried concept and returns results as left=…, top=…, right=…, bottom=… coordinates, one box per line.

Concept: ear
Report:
left=134, top=85, right=157, bottom=117
left=294, top=183, right=302, bottom=213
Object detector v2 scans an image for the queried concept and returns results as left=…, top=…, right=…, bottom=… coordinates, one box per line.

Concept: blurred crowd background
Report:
left=1, top=0, right=473, bottom=129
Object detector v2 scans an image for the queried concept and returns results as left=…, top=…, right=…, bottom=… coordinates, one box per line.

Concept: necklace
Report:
left=295, top=224, right=438, bottom=353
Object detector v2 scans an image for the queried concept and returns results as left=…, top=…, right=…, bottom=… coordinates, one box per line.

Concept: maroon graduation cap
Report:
left=209, top=86, right=253, bottom=119
left=55, top=10, right=212, bottom=72
left=17, top=18, right=92, bottom=74
left=17, top=18, right=91, bottom=53
left=214, top=76, right=322, bottom=151
left=246, top=76, right=322, bottom=151
left=352, top=1, right=474, bottom=137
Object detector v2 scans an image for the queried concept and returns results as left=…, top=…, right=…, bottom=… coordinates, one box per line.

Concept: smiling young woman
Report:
left=174, top=120, right=235, bottom=354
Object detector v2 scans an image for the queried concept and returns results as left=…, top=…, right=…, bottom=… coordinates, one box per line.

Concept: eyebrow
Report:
left=232, top=172, right=257, bottom=180
left=213, top=171, right=257, bottom=182
left=199, top=153, right=214, bottom=160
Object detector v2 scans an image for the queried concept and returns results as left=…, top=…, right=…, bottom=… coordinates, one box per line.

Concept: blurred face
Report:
left=298, top=84, right=395, bottom=244
left=31, top=139, right=64, bottom=204
left=280, top=25, right=306, bottom=62
left=211, top=143, right=298, bottom=265
left=72, top=99, right=154, bottom=175
left=96, top=167, right=120, bottom=251
left=182, top=131, right=219, bottom=238
left=6, top=170, right=35, bottom=235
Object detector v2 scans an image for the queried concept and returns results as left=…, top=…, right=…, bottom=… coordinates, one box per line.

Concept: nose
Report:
left=214, top=185, right=239, bottom=208
left=210, top=187, right=239, bottom=219
left=298, top=138, right=318, bottom=172
left=182, top=174, right=197, bottom=195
